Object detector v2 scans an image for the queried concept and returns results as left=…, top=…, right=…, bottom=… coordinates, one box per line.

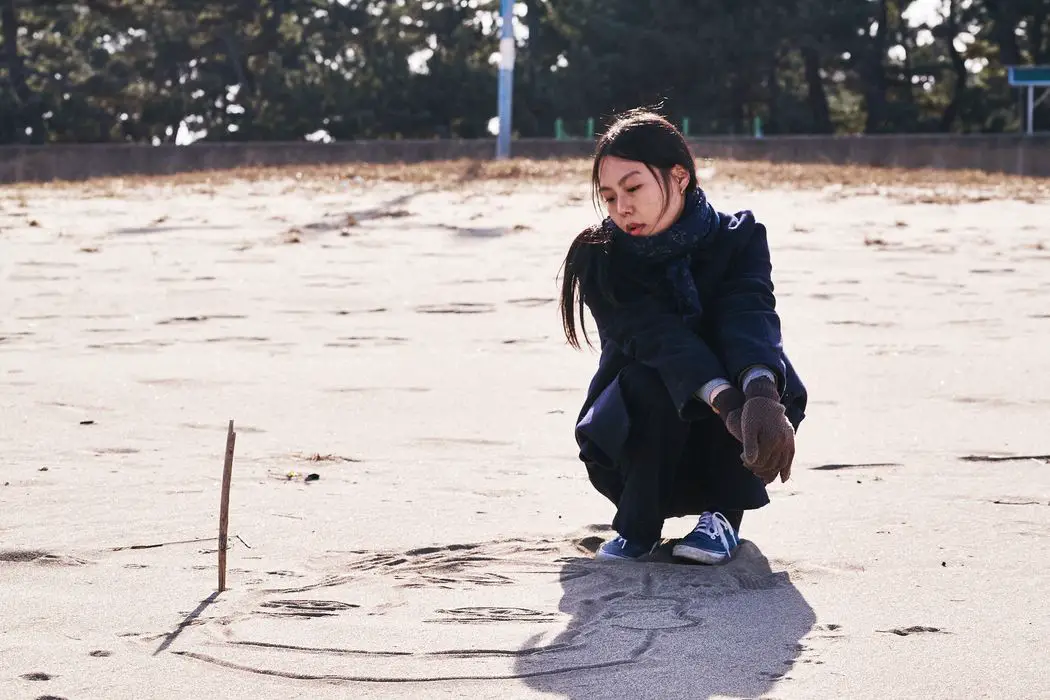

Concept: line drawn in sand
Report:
left=159, top=528, right=825, bottom=694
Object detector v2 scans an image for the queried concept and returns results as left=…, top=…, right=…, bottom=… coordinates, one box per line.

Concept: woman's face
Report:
left=598, top=156, right=689, bottom=237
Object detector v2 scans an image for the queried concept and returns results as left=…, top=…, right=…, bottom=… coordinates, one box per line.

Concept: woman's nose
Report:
left=617, top=198, right=632, bottom=217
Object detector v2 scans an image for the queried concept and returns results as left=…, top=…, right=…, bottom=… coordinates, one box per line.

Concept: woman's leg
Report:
left=670, top=415, right=770, bottom=520
left=610, top=363, right=693, bottom=545
left=716, top=509, right=744, bottom=532
left=670, top=419, right=769, bottom=563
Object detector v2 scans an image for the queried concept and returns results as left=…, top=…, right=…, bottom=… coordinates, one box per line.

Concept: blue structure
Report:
left=496, top=0, right=515, bottom=159
left=1007, top=65, right=1050, bottom=135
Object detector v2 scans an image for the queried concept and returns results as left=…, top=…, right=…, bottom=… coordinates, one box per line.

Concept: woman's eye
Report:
left=626, top=185, right=640, bottom=193
left=604, top=198, right=615, bottom=205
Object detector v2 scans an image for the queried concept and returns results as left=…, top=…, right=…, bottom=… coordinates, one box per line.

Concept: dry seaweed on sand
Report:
left=5, top=158, right=1047, bottom=204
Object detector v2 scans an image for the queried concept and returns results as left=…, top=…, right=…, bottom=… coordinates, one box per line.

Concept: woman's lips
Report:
left=627, top=223, right=645, bottom=235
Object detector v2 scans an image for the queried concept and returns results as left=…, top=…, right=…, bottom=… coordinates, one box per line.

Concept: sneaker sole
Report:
left=595, top=550, right=643, bottom=562
left=672, top=543, right=731, bottom=565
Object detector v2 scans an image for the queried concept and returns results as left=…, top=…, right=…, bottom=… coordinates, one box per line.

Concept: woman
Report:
left=559, top=109, right=808, bottom=564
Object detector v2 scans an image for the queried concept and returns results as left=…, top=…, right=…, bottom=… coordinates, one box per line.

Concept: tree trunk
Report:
left=939, top=0, right=967, bottom=132
left=766, top=51, right=781, bottom=134
left=221, top=30, right=250, bottom=90
left=801, top=46, right=833, bottom=133
left=521, top=0, right=545, bottom=137
left=900, top=17, right=916, bottom=112
left=864, top=0, right=889, bottom=133
left=0, top=0, right=44, bottom=142
left=730, top=73, right=745, bottom=134
left=984, top=0, right=1022, bottom=65
left=1031, top=3, right=1048, bottom=64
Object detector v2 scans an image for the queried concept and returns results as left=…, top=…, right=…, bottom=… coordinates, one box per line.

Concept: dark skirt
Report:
left=577, top=362, right=771, bottom=544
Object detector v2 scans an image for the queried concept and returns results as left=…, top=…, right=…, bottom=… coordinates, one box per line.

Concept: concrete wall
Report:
left=1, top=134, right=1048, bottom=184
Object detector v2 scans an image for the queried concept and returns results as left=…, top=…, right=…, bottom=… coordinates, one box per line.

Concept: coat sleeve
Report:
left=710, top=211, right=788, bottom=392
left=583, top=283, right=729, bottom=420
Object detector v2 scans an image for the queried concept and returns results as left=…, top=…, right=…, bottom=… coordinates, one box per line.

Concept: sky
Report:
left=903, top=0, right=948, bottom=27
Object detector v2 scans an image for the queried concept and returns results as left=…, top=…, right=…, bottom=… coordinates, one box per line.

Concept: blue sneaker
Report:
left=672, top=512, right=740, bottom=564
left=595, top=535, right=658, bottom=561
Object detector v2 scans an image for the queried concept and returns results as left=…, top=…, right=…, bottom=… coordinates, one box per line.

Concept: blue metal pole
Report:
left=1028, top=85, right=1034, bottom=135
left=496, top=0, right=515, bottom=159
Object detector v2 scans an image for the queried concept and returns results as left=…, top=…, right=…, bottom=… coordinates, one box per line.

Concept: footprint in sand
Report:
left=0, top=550, right=88, bottom=566
left=827, top=320, right=896, bottom=328
left=332, top=307, right=389, bottom=315
left=156, top=314, right=247, bottom=325
left=414, top=302, right=494, bottom=314
left=877, top=625, right=949, bottom=636
left=506, top=297, right=555, bottom=308
left=86, top=339, right=174, bottom=351
left=94, top=447, right=141, bottom=455
left=414, top=437, right=512, bottom=448
left=499, top=337, right=548, bottom=345
left=324, top=336, right=408, bottom=348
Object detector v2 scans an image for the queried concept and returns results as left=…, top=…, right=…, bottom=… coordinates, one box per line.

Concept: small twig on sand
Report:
left=218, top=420, right=236, bottom=592
left=959, top=453, right=1050, bottom=463
left=109, top=535, right=248, bottom=552
left=110, top=537, right=213, bottom=552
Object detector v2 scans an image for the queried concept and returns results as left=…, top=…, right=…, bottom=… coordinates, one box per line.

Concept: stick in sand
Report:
left=218, top=419, right=236, bottom=592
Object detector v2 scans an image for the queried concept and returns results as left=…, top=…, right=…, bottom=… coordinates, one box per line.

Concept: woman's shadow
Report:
left=515, top=530, right=816, bottom=699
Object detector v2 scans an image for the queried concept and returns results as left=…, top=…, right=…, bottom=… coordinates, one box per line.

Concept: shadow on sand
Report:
left=515, top=532, right=815, bottom=699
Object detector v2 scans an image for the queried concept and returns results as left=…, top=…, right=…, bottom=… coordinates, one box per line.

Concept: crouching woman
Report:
left=560, top=109, right=808, bottom=564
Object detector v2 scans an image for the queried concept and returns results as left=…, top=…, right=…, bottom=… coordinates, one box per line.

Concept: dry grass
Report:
left=2, top=156, right=1048, bottom=203
left=709, top=159, right=1050, bottom=204
left=294, top=452, right=362, bottom=463
left=0, top=158, right=591, bottom=193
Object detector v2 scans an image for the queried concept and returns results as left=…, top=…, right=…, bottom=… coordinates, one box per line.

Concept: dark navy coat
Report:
left=574, top=209, right=808, bottom=470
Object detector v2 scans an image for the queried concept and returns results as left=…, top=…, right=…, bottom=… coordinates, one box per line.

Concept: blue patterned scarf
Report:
left=605, top=188, right=720, bottom=318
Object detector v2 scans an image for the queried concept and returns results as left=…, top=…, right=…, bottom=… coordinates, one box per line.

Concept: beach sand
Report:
left=1, top=160, right=1049, bottom=699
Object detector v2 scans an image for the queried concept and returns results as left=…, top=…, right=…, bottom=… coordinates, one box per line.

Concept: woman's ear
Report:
left=671, top=165, right=689, bottom=193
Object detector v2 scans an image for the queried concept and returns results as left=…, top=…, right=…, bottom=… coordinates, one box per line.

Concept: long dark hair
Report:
left=559, top=108, right=699, bottom=349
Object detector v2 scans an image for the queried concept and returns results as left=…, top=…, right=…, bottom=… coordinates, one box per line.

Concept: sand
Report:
left=1, top=160, right=1049, bottom=699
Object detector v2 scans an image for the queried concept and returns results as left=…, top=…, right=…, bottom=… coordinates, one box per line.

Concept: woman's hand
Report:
left=711, top=387, right=746, bottom=443
left=740, top=377, right=795, bottom=483
left=724, top=408, right=744, bottom=443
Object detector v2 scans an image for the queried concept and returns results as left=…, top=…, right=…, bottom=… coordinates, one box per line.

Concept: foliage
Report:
left=1, top=0, right=1048, bottom=143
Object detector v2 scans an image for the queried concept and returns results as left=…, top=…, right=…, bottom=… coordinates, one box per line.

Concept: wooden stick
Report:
left=218, top=419, right=236, bottom=592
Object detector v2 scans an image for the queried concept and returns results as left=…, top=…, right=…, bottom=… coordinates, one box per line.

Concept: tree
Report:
left=1, top=0, right=1046, bottom=144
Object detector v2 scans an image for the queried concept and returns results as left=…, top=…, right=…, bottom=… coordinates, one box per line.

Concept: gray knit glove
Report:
left=740, top=377, right=795, bottom=484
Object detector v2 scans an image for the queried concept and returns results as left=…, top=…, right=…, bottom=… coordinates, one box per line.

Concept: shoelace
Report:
left=697, top=511, right=734, bottom=553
